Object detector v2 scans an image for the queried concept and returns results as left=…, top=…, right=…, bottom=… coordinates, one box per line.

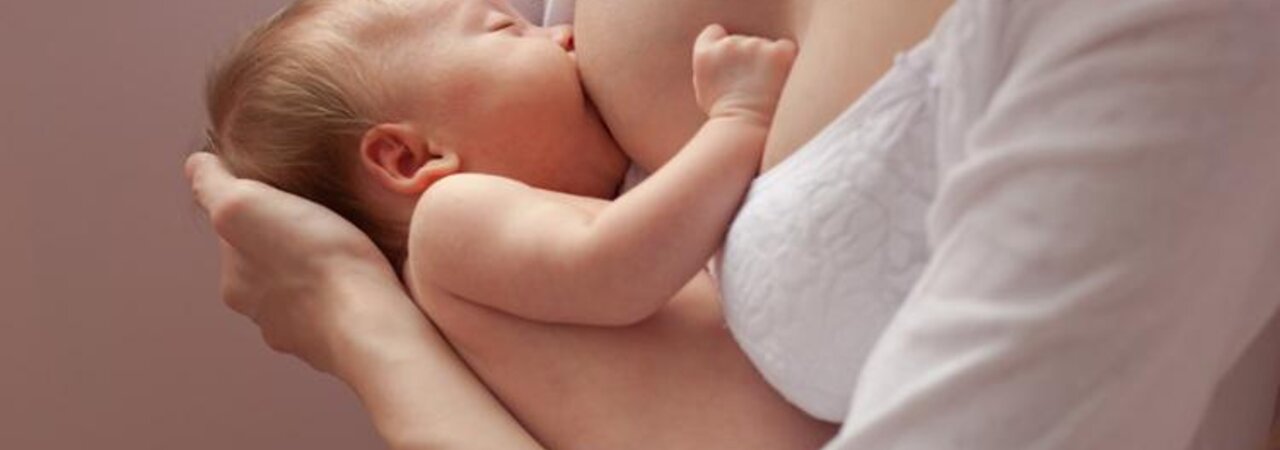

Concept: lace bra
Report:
left=718, top=39, right=940, bottom=422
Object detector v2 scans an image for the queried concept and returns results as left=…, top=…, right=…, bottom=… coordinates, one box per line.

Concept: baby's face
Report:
left=385, top=0, right=625, bottom=195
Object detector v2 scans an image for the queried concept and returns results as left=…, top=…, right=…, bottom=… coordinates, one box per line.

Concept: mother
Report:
left=187, top=0, right=1280, bottom=448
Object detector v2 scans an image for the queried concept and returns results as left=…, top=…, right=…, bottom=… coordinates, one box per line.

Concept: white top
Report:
left=720, top=0, right=1280, bottom=448
left=507, top=0, right=545, bottom=25
left=507, top=0, right=574, bottom=26
left=540, top=0, right=573, bottom=26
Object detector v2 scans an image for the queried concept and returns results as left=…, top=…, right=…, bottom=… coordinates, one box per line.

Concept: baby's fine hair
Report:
left=204, top=0, right=421, bottom=268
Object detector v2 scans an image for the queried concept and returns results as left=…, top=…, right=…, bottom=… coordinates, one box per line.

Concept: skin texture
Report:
left=352, top=3, right=820, bottom=444
left=186, top=0, right=954, bottom=448
left=403, top=24, right=795, bottom=327
left=410, top=255, right=835, bottom=450
left=575, top=0, right=953, bottom=172
left=382, top=0, right=626, bottom=196
left=184, top=152, right=543, bottom=448
left=417, top=1, right=951, bottom=444
left=357, top=0, right=629, bottom=227
left=394, top=22, right=817, bottom=449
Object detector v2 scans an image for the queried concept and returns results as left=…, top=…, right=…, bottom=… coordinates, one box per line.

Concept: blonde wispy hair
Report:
left=204, top=0, right=424, bottom=268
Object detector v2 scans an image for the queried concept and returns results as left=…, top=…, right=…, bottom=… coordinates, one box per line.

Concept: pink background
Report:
left=1, top=1, right=385, bottom=448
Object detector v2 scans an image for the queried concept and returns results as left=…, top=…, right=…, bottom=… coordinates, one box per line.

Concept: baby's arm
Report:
left=410, top=25, right=795, bottom=326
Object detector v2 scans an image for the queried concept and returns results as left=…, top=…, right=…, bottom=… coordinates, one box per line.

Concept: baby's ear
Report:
left=359, top=123, right=461, bottom=195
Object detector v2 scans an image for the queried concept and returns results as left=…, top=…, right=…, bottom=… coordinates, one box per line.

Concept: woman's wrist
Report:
left=317, top=261, right=422, bottom=380
left=316, top=266, right=543, bottom=450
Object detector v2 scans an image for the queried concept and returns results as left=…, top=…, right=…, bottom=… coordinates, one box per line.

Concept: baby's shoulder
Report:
left=406, top=173, right=551, bottom=258
left=410, top=174, right=531, bottom=226
left=404, top=174, right=531, bottom=291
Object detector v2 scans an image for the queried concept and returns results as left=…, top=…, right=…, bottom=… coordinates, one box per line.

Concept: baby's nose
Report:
left=539, top=24, right=574, bottom=51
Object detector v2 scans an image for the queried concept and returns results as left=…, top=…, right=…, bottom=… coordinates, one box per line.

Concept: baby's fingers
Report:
left=695, top=23, right=728, bottom=50
left=769, top=39, right=798, bottom=62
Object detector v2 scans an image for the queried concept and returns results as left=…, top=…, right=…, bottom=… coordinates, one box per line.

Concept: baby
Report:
left=205, top=0, right=794, bottom=325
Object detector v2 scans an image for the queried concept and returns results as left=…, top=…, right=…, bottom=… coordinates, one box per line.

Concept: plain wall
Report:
left=1, top=1, right=385, bottom=448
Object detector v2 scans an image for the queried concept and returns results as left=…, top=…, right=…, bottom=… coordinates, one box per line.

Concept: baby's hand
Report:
left=692, top=24, right=797, bottom=125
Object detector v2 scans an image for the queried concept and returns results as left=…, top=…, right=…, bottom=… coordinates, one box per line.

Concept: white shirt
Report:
left=825, top=0, right=1280, bottom=449
left=507, top=0, right=574, bottom=26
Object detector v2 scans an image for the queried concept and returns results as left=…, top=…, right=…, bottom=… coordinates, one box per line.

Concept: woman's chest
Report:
left=573, top=0, right=948, bottom=172
left=762, top=0, right=952, bottom=172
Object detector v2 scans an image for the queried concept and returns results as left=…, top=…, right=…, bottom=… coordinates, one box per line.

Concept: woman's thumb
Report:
left=185, top=152, right=238, bottom=214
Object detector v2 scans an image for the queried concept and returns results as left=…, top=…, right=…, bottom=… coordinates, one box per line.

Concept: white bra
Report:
left=718, top=38, right=941, bottom=422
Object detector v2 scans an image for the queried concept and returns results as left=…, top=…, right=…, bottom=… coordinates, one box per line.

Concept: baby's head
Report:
left=205, top=0, right=627, bottom=268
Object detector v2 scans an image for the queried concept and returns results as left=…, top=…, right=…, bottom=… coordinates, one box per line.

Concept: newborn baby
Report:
left=204, top=0, right=794, bottom=325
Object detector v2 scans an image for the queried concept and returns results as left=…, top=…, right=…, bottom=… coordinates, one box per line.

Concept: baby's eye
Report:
left=488, top=17, right=517, bottom=33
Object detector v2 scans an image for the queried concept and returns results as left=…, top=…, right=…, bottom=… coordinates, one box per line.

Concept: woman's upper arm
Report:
left=828, top=0, right=1280, bottom=448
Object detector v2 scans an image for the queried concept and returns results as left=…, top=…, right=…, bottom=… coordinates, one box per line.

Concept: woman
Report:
left=186, top=0, right=1280, bottom=448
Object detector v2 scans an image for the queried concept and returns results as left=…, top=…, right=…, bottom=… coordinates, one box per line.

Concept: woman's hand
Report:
left=183, top=152, right=409, bottom=374
left=185, top=152, right=545, bottom=449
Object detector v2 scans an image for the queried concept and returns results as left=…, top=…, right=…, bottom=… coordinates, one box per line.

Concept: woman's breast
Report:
left=574, top=0, right=775, bottom=173
left=575, top=0, right=948, bottom=175
left=763, top=0, right=952, bottom=172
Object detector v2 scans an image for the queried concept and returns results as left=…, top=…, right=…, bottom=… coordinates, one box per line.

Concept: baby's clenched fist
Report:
left=692, top=24, right=797, bottom=125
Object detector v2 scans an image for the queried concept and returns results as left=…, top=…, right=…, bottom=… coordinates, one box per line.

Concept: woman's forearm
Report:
left=183, top=153, right=539, bottom=448
left=327, top=270, right=544, bottom=450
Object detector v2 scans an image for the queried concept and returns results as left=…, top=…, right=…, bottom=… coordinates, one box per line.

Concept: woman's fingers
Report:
left=185, top=152, right=263, bottom=250
left=218, top=238, right=259, bottom=320
left=184, top=152, right=304, bottom=254
left=182, top=148, right=390, bottom=376
left=184, top=152, right=238, bottom=215
left=186, top=152, right=259, bottom=316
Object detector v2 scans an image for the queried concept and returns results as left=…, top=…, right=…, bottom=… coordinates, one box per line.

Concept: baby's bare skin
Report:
left=377, top=0, right=951, bottom=446
left=398, top=23, right=828, bottom=449
left=405, top=25, right=794, bottom=327
left=412, top=260, right=834, bottom=450
left=189, top=0, right=954, bottom=447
